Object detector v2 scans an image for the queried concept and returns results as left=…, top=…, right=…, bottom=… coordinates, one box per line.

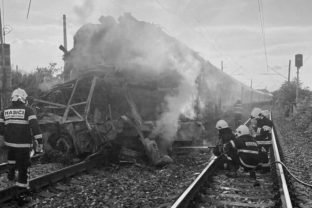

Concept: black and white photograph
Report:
left=0, top=0, right=311, bottom=207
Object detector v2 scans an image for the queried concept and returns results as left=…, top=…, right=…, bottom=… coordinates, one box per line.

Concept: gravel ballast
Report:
left=22, top=150, right=212, bottom=208
left=273, top=109, right=312, bottom=207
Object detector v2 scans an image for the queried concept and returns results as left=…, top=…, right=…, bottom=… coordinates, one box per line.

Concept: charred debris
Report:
left=32, top=68, right=184, bottom=166
left=31, top=13, right=241, bottom=166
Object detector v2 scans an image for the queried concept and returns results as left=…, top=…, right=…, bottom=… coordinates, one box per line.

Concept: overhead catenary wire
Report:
left=257, top=0, right=287, bottom=81
left=1, top=0, right=3, bottom=42
left=27, top=0, right=32, bottom=19
left=154, top=0, right=246, bottom=75
left=257, top=0, right=269, bottom=72
left=268, top=66, right=288, bottom=80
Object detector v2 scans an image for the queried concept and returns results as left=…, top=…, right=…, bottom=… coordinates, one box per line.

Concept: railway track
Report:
left=0, top=152, right=108, bottom=206
left=171, top=117, right=293, bottom=208
left=0, top=116, right=296, bottom=207
left=0, top=153, right=43, bottom=175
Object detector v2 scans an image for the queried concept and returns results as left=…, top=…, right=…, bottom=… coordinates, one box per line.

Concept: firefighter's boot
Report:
left=7, top=168, right=16, bottom=181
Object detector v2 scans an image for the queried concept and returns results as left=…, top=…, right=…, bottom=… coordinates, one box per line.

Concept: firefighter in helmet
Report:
left=213, top=120, right=236, bottom=169
left=250, top=107, right=262, bottom=136
left=224, top=125, right=260, bottom=182
left=0, top=88, right=43, bottom=203
left=252, top=109, right=273, bottom=173
left=213, top=120, right=235, bottom=156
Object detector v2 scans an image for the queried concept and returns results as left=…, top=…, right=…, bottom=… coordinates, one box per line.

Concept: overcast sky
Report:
left=3, top=0, right=312, bottom=91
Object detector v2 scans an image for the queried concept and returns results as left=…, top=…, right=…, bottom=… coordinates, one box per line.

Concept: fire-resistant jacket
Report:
left=0, top=103, right=42, bottom=148
left=255, top=117, right=273, bottom=147
left=224, top=134, right=259, bottom=170
left=213, top=128, right=236, bottom=156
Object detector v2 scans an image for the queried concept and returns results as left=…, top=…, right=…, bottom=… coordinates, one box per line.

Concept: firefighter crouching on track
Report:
left=251, top=108, right=273, bottom=173
left=223, top=125, right=260, bottom=183
left=0, top=88, right=43, bottom=192
left=250, top=107, right=262, bottom=136
left=213, top=120, right=236, bottom=169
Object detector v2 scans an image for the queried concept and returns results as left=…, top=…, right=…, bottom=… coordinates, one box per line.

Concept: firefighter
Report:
left=253, top=109, right=273, bottom=173
left=213, top=120, right=236, bottom=169
left=0, top=88, right=43, bottom=203
left=224, top=125, right=260, bottom=182
left=233, top=99, right=243, bottom=128
left=261, top=110, right=270, bottom=119
left=250, top=107, right=262, bottom=136
left=213, top=120, right=235, bottom=156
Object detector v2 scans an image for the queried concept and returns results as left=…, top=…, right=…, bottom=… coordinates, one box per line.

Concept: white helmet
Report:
left=235, top=125, right=250, bottom=137
left=261, top=110, right=270, bottom=119
left=215, top=120, right=229, bottom=130
left=11, top=88, right=28, bottom=103
left=250, top=107, right=262, bottom=119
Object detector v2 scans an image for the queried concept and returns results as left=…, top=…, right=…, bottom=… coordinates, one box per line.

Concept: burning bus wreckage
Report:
left=30, top=13, right=271, bottom=167
left=32, top=68, right=180, bottom=166
left=31, top=13, right=208, bottom=166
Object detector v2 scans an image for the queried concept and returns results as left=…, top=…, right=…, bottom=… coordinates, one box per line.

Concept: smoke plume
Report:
left=65, top=13, right=205, bottom=141
left=65, top=13, right=248, bottom=141
left=74, top=0, right=96, bottom=23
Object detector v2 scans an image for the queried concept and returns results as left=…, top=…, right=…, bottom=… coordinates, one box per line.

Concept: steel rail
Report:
left=171, top=115, right=293, bottom=208
left=0, top=152, right=106, bottom=204
left=171, top=117, right=252, bottom=207
left=0, top=153, right=43, bottom=174
left=271, top=114, right=293, bottom=208
left=171, top=156, right=221, bottom=208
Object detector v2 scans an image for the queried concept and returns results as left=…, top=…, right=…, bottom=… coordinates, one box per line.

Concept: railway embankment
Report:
left=273, top=108, right=312, bottom=207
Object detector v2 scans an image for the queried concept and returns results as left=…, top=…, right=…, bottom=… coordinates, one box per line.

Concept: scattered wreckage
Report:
left=31, top=68, right=178, bottom=166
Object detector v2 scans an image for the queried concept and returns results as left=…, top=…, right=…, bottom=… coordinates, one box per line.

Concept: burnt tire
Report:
left=48, top=133, right=73, bottom=155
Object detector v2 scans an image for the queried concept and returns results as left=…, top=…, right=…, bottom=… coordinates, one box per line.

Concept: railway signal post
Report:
left=295, top=54, right=303, bottom=106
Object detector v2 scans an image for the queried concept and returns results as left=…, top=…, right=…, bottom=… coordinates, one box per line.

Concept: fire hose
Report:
left=215, top=116, right=312, bottom=187
left=272, top=161, right=312, bottom=188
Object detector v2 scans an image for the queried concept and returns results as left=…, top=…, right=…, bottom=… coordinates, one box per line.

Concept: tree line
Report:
left=11, top=63, right=63, bottom=98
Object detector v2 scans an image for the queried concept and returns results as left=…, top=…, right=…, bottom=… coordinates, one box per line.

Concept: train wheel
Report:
left=48, top=133, right=73, bottom=154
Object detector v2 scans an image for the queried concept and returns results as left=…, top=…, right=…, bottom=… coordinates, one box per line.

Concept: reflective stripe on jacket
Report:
left=0, top=103, right=42, bottom=148
left=227, top=134, right=259, bottom=169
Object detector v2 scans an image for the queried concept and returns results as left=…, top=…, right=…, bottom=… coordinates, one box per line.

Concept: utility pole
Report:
left=295, top=54, right=303, bottom=106
left=221, top=61, right=223, bottom=71
left=288, top=60, right=291, bottom=83
left=0, top=8, right=5, bottom=109
left=61, top=14, right=70, bottom=81
left=63, top=14, right=67, bottom=51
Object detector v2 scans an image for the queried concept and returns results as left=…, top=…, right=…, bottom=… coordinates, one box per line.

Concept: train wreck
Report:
left=32, top=13, right=271, bottom=166
left=31, top=13, right=212, bottom=166
left=33, top=68, right=178, bottom=166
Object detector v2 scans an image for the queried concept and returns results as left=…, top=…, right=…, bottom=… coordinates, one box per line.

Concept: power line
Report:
left=1, top=0, right=4, bottom=42
left=154, top=0, right=266, bottom=83
left=257, top=0, right=269, bottom=72
left=268, top=66, right=287, bottom=80
left=27, top=0, right=32, bottom=19
left=154, top=0, right=245, bottom=73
